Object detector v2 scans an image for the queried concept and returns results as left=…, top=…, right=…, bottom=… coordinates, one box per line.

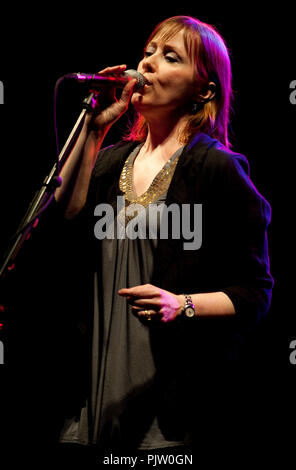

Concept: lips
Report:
left=143, top=75, right=152, bottom=86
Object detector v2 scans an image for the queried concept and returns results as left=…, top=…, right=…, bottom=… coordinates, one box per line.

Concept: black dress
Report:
left=59, top=145, right=190, bottom=451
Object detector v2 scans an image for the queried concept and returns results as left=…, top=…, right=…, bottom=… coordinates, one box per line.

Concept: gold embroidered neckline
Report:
left=119, top=145, right=182, bottom=207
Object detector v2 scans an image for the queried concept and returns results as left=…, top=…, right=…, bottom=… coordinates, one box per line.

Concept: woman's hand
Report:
left=118, top=284, right=184, bottom=323
left=85, top=64, right=136, bottom=134
left=55, top=65, right=136, bottom=218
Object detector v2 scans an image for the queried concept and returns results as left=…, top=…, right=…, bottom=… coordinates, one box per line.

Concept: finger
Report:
left=118, top=288, right=130, bottom=296
left=119, top=290, right=158, bottom=300
left=129, top=298, right=160, bottom=309
left=120, top=292, right=158, bottom=306
left=136, top=309, right=163, bottom=321
left=99, top=78, right=136, bottom=121
left=132, top=307, right=157, bottom=316
left=131, top=305, right=142, bottom=312
left=118, top=285, right=159, bottom=298
left=118, top=288, right=135, bottom=297
left=92, top=88, right=131, bottom=128
left=97, top=64, right=127, bottom=76
left=118, top=79, right=137, bottom=106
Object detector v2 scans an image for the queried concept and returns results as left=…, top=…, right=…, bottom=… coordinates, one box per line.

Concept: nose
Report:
left=141, top=54, right=157, bottom=74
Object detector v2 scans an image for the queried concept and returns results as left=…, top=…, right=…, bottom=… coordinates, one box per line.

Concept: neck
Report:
left=143, top=112, right=188, bottom=154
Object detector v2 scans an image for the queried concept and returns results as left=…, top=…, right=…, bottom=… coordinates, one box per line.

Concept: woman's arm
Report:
left=184, top=291, right=235, bottom=316
left=118, top=284, right=235, bottom=323
left=54, top=125, right=106, bottom=219
left=54, top=65, right=136, bottom=219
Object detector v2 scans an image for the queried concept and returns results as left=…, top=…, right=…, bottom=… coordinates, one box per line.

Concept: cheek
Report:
left=162, top=75, right=195, bottom=102
left=159, top=69, right=194, bottom=90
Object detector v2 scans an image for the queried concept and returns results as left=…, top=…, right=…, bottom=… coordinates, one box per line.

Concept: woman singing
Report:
left=54, top=15, right=273, bottom=461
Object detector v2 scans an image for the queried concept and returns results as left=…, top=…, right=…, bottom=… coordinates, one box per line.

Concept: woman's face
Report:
left=131, top=29, right=196, bottom=117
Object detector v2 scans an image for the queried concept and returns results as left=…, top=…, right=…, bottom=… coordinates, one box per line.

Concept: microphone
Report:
left=64, top=69, right=147, bottom=90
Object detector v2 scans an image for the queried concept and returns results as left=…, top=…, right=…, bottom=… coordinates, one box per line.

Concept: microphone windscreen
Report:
left=124, top=70, right=147, bottom=89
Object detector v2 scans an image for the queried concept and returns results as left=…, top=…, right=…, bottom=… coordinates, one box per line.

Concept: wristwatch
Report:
left=181, top=294, right=196, bottom=318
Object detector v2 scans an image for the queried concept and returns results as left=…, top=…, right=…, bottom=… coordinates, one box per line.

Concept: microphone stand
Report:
left=0, top=91, right=96, bottom=279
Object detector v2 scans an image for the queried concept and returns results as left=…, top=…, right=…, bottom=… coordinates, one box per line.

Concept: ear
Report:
left=197, top=81, right=216, bottom=103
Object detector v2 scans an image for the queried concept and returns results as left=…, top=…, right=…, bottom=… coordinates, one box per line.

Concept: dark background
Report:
left=0, top=2, right=295, bottom=464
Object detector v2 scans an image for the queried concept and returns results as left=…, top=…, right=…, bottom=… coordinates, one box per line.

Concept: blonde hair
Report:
left=126, top=16, right=233, bottom=148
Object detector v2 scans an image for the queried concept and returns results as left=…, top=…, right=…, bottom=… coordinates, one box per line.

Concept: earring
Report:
left=191, top=102, right=200, bottom=114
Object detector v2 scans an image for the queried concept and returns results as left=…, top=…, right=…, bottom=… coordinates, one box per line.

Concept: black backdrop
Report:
left=0, top=2, right=295, bottom=465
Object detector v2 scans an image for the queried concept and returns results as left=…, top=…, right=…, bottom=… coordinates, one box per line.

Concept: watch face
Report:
left=185, top=307, right=195, bottom=318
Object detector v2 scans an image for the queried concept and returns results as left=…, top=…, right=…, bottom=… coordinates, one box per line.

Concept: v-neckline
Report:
left=129, top=144, right=184, bottom=199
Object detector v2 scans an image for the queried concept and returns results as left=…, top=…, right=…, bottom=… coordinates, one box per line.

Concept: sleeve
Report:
left=204, top=148, right=274, bottom=329
left=40, top=142, right=120, bottom=272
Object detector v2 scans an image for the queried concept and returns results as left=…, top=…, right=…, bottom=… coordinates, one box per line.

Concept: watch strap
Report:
left=182, top=294, right=196, bottom=318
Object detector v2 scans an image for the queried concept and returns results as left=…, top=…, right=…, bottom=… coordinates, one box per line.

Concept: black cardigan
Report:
left=50, top=130, right=273, bottom=386
left=45, top=132, right=274, bottom=430
left=85, top=132, right=273, bottom=330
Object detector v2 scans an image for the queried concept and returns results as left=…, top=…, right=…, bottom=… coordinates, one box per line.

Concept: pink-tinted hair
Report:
left=125, top=16, right=233, bottom=148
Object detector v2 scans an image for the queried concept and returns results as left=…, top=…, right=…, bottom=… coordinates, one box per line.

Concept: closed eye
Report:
left=163, top=45, right=181, bottom=63
left=165, top=54, right=178, bottom=63
left=144, top=50, right=179, bottom=63
left=144, top=50, right=154, bottom=58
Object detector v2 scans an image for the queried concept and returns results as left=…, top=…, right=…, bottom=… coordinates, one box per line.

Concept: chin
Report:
left=131, top=94, right=151, bottom=110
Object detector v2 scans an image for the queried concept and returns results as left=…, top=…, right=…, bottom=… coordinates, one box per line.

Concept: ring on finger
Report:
left=143, top=310, right=152, bottom=321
